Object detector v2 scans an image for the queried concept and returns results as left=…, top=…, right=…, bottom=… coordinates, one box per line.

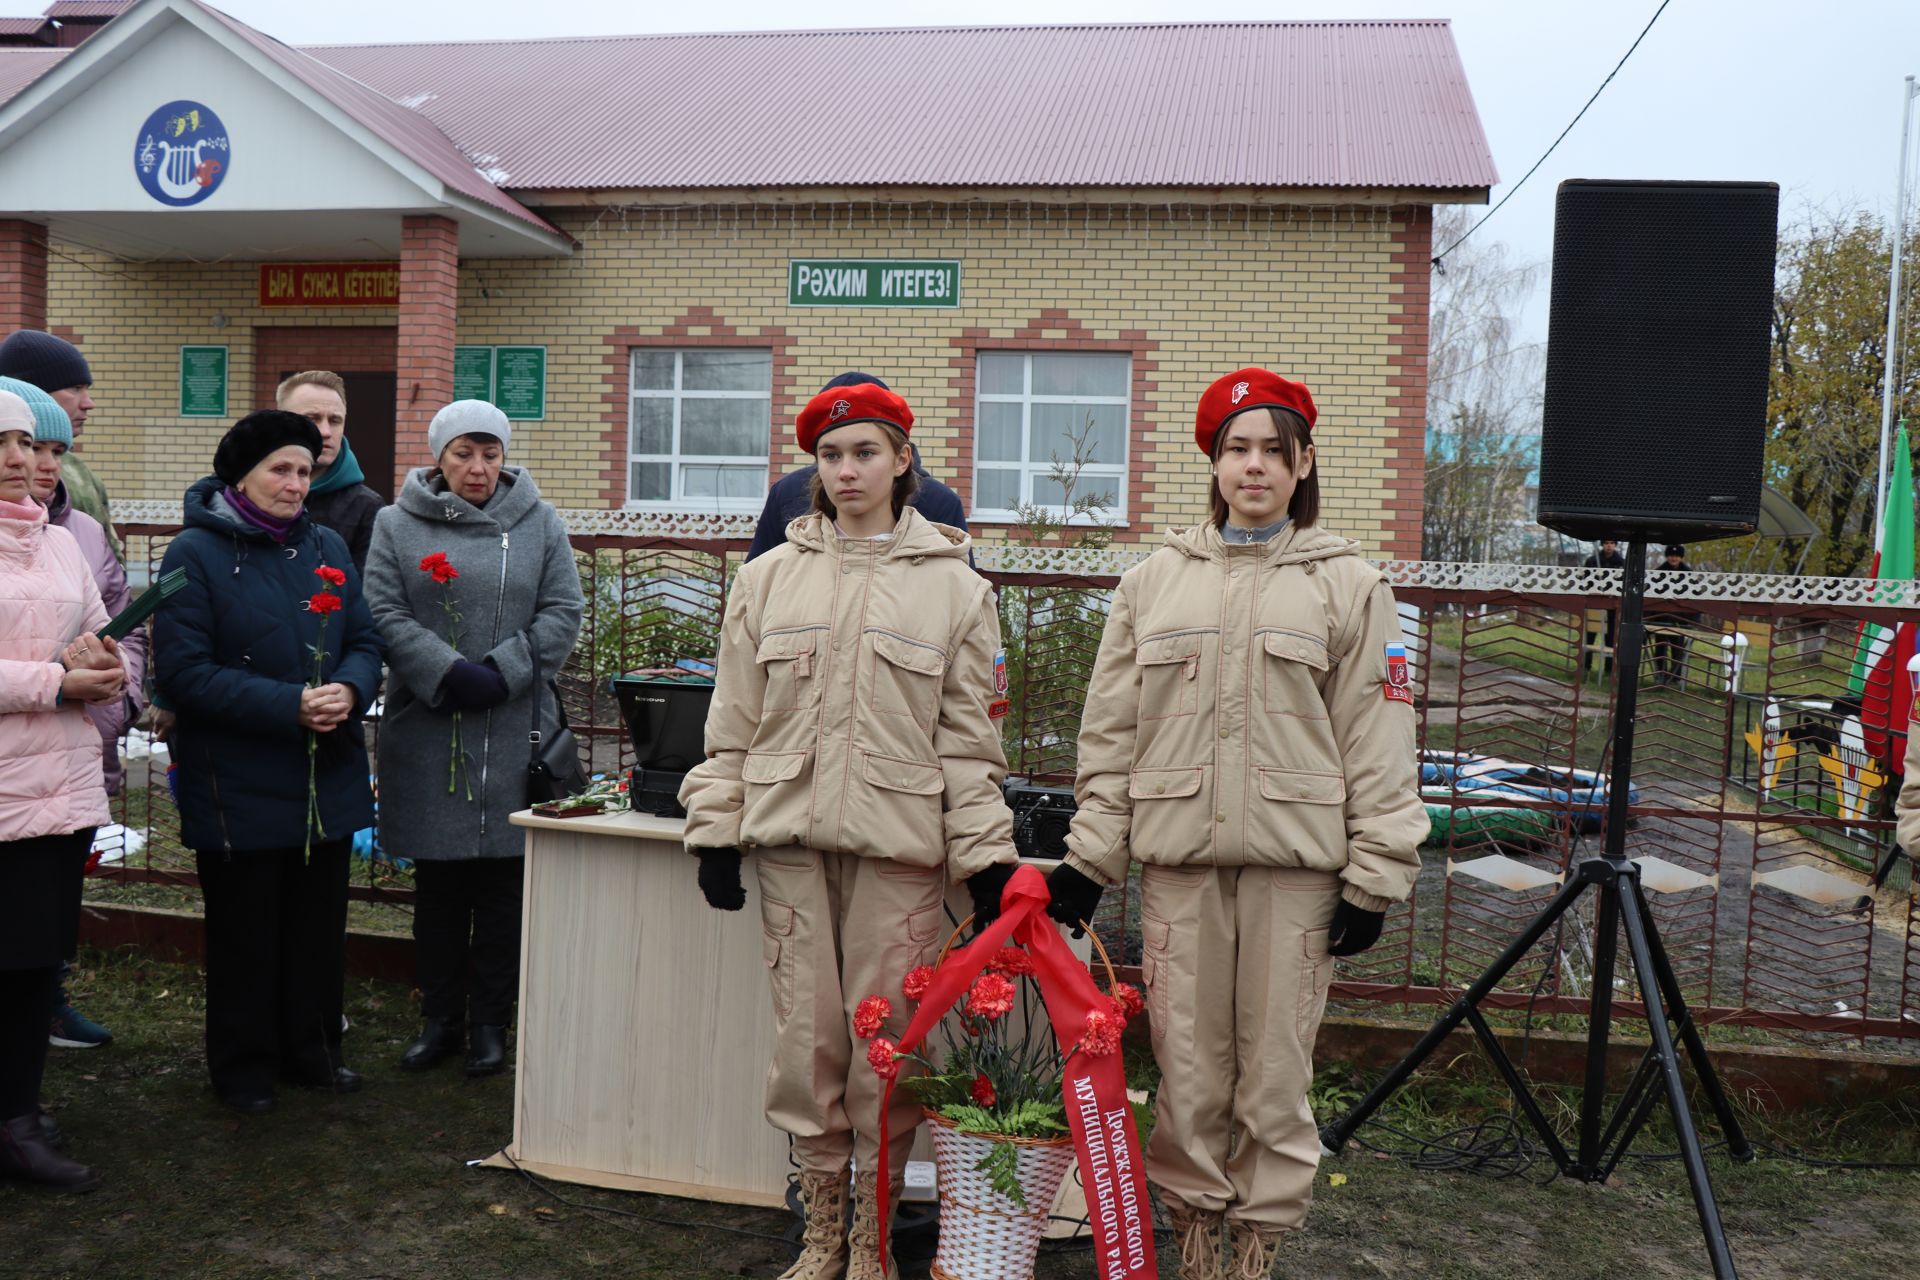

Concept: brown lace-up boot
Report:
left=1226, top=1220, right=1289, bottom=1280
left=779, top=1167, right=850, bottom=1280
left=1162, top=1193, right=1225, bottom=1280
left=844, top=1169, right=902, bottom=1280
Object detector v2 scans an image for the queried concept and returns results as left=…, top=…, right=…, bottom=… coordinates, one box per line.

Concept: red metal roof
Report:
left=308, top=21, right=1496, bottom=193
left=41, top=2, right=128, bottom=17
left=0, top=17, right=50, bottom=34
left=0, top=48, right=58, bottom=96
left=196, top=5, right=558, bottom=235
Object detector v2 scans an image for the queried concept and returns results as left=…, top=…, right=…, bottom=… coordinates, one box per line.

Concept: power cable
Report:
left=1433, top=0, right=1675, bottom=269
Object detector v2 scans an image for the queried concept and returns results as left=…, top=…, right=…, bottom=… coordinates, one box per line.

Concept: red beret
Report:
left=796, top=382, right=914, bottom=453
left=1194, top=368, right=1317, bottom=455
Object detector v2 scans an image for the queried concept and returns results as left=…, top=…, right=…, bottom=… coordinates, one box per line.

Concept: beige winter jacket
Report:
left=1899, top=725, right=1920, bottom=856
left=679, top=507, right=1018, bottom=881
left=1064, top=522, right=1426, bottom=911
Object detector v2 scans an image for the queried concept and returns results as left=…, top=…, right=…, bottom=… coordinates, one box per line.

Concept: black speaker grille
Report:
left=1537, top=180, right=1778, bottom=542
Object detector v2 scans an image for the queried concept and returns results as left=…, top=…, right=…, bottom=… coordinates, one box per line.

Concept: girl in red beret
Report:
left=679, top=378, right=1019, bottom=1280
left=1048, top=368, right=1425, bottom=1279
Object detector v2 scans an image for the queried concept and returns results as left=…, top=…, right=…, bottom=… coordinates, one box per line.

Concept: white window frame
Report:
left=971, top=351, right=1129, bottom=524
left=625, top=348, right=772, bottom=512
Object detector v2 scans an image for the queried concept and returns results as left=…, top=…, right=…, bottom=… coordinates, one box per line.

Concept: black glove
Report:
left=1044, top=863, right=1106, bottom=939
left=965, top=862, right=1016, bottom=930
left=1327, top=899, right=1385, bottom=957
left=439, top=659, right=510, bottom=712
left=696, top=848, right=746, bottom=911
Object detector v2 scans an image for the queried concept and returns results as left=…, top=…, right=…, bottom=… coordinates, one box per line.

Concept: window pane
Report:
left=630, top=397, right=671, bottom=455
left=682, top=349, right=771, bottom=392
left=629, top=461, right=670, bottom=502
left=682, top=464, right=766, bottom=500
left=1033, top=472, right=1120, bottom=513
left=1032, top=352, right=1128, bottom=398
left=631, top=349, right=675, bottom=391
left=1029, top=402, right=1126, bottom=467
left=977, top=401, right=1023, bottom=462
left=682, top=397, right=770, bottom=456
left=978, top=352, right=1026, bottom=396
left=974, top=468, right=1022, bottom=512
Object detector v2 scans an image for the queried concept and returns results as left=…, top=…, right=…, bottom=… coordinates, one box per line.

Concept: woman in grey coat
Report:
left=364, top=401, right=584, bottom=1076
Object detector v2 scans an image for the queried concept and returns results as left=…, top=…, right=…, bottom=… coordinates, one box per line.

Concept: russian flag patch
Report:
left=1384, top=643, right=1413, bottom=704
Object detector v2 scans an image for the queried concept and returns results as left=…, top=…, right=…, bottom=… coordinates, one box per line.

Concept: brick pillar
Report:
left=0, top=219, right=49, bottom=333
left=396, top=214, right=459, bottom=494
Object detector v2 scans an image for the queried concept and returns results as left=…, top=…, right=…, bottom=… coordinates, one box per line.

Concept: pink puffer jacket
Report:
left=47, top=484, right=144, bottom=795
left=0, top=498, right=113, bottom=843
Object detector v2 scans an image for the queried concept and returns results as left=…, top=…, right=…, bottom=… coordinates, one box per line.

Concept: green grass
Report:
left=8, top=949, right=1920, bottom=1278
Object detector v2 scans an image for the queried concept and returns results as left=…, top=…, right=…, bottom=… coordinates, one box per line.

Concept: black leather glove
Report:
left=965, top=862, right=1016, bottom=930
left=439, top=659, right=510, bottom=712
left=1327, top=899, right=1385, bottom=957
left=696, top=848, right=746, bottom=911
left=1044, top=863, right=1106, bottom=938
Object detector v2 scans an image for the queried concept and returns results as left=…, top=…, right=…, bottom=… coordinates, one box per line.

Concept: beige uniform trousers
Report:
left=755, top=845, right=949, bottom=1175
left=1140, top=863, right=1342, bottom=1230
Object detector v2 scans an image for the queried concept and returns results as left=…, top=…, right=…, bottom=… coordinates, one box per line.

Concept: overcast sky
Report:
left=208, top=0, right=1920, bottom=336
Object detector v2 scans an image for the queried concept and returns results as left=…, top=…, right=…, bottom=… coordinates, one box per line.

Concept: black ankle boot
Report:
left=1, top=1114, right=99, bottom=1192
left=465, top=1024, right=507, bottom=1077
left=399, top=1017, right=463, bottom=1072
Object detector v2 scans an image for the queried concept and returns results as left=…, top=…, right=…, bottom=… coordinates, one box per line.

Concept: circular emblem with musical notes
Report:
left=133, top=100, right=230, bottom=207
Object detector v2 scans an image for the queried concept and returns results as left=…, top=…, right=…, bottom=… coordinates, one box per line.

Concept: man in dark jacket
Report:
left=280, top=371, right=384, bottom=572
left=1648, top=544, right=1694, bottom=685
left=746, top=371, right=967, bottom=562
left=1582, top=539, right=1627, bottom=675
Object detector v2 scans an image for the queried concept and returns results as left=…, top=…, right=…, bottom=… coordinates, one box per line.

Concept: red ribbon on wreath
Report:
left=876, top=863, right=1157, bottom=1279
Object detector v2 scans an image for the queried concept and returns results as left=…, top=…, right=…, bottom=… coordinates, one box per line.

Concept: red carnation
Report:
left=419, top=551, right=459, bottom=584
left=964, top=972, right=1016, bottom=1022
left=970, top=1074, right=996, bottom=1107
left=308, top=591, right=342, bottom=616
left=986, top=946, right=1036, bottom=977
left=902, top=965, right=934, bottom=1002
left=1077, top=1009, right=1123, bottom=1057
left=866, top=1038, right=901, bottom=1080
left=853, top=995, right=892, bottom=1040
left=314, top=564, right=347, bottom=588
left=1109, top=982, right=1145, bottom=1022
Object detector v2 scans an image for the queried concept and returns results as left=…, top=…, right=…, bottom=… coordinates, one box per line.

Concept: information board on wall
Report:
left=451, top=345, right=547, bottom=421
left=258, top=263, right=400, bottom=307
left=178, top=345, right=228, bottom=417
left=789, top=259, right=961, bottom=308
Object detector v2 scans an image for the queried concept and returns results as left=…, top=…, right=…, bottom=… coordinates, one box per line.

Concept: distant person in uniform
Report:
left=278, top=371, right=385, bottom=573
left=746, top=372, right=966, bottom=562
left=1648, top=544, right=1694, bottom=685
left=1582, top=539, right=1626, bottom=676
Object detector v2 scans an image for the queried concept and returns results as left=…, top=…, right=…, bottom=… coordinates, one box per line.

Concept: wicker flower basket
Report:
left=923, top=1107, right=1076, bottom=1280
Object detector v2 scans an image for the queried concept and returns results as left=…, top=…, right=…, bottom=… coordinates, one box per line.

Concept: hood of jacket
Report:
left=395, top=465, right=544, bottom=531
left=182, top=474, right=315, bottom=545
left=781, top=505, right=971, bottom=560
left=1165, top=519, right=1363, bottom=567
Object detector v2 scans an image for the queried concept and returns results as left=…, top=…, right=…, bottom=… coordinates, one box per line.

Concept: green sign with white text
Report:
left=452, top=345, right=546, bottom=421
left=178, top=346, right=227, bottom=417
left=789, top=259, right=960, bottom=308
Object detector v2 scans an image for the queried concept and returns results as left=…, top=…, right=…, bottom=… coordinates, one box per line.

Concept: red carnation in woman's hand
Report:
left=970, top=1073, right=996, bottom=1107
left=866, top=1038, right=901, bottom=1080
left=308, top=591, right=343, bottom=615
left=1076, top=1009, right=1123, bottom=1057
left=964, top=972, right=1016, bottom=1022
left=419, top=551, right=459, bottom=584
left=902, top=965, right=935, bottom=1002
left=314, top=564, right=347, bottom=587
left=852, top=995, right=891, bottom=1040
left=1109, top=982, right=1145, bottom=1022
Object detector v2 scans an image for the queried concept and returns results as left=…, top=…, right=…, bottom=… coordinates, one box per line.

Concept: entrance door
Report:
left=281, top=369, right=397, bottom=502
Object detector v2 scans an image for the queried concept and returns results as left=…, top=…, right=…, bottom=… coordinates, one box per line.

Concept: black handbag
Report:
left=526, top=646, right=587, bottom=805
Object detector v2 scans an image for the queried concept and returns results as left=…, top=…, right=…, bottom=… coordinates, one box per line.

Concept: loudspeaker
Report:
left=1536, top=179, right=1778, bottom=542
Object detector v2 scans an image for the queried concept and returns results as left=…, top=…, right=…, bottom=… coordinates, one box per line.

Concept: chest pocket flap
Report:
left=1258, top=767, right=1346, bottom=804
left=861, top=751, right=945, bottom=795
left=869, top=630, right=947, bottom=676
left=1262, top=630, right=1330, bottom=671
left=1136, top=633, right=1204, bottom=669
left=757, top=631, right=819, bottom=664
left=1129, top=766, right=1205, bottom=800
left=742, top=750, right=809, bottom=784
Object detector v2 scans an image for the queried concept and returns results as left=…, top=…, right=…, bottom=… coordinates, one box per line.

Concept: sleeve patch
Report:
left=1384, top=643, right=1413, bottom=704
left=988, top=698, right=1011, bottom=721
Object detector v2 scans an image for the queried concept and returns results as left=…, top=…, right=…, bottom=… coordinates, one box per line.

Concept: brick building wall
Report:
left=44, top=200, right=1430, bottom=557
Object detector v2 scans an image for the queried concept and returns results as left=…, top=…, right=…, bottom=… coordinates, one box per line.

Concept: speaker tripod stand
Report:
left=1320, top=541, right=1754, bottom=1280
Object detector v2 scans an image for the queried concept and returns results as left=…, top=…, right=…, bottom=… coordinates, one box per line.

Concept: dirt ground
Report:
left=4, top=949, right=1919, bottom=1280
